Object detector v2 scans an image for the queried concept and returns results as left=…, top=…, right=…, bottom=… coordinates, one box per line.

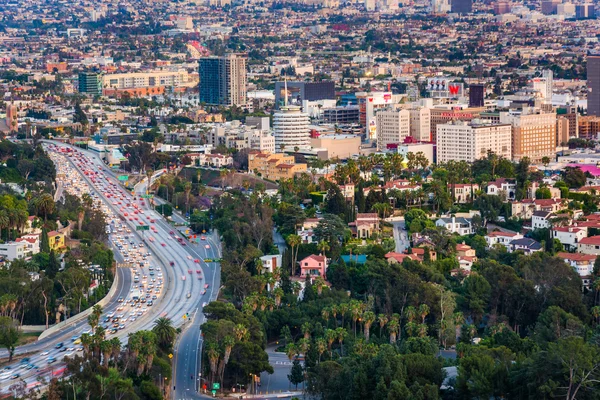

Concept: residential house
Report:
left=485, top=230, right=524, bottom=249
left=556, top=252, right=596, bottom=287
left=350, top=213, right=379, bottom=238
left=15, top=234, right=40, bottom=256
left=552, top=226, right=588, bottom=252
left=23, top=216, right=41, bottom=234
left=487, top=178, right=516, bottom=200
left=385, top=251, right=420, bottom=264
left=48, top=231, right=65, bottom=251
left=532, top=211, right=552, bottom=230
left=0, top=242, right=26, bottom=261
left=456, top=243, right=477, bottom=270
left=509, top=238, right=543, bottom=254
left=339, top=184, right=355, bottom=200
left=259, top=254, right=283, bottom=291
left=448, top=184, right=479, bottom=204
left=511, top=198, right=566, bottom=220
left=577, top=236, right=600, bottom=255
left=300, top=254, right=327, bottom=279
left=435, top=216, right=474, bottom=235
left=411, top=247, right=437, bottom=261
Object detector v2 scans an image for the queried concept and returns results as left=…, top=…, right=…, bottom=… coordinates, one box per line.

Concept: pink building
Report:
left=299, top=255, right=328, bottom=279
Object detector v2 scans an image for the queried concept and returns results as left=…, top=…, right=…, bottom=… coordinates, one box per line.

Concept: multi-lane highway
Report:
left=0, top=142, right=221, bottom=398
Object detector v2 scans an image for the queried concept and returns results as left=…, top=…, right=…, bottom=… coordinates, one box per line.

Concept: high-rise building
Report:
left=198, top=53, right=247, bottom=107
left=274, top=81, right=335, bottom=108
left=273, top=106, right=310, bottom=152
left=587, top=55, right=600, bottom=117
left=409, top=107, right=431, bottom=142
left=375, top=109, right=411, bottom=150
left=451, top=0, right=472, bottom=13
left=500, top=109, right=557, bottom=163
left=541, top=0, right=561, bottom=14
left=436, top=120, right=512, bottom=163
left=78, top=72, right=101, bottom=95
left=493, top=1, right=511, bottom=14
left=469, top=84, right=485, bottom=107
left=576, top=3, right=595, bottom=19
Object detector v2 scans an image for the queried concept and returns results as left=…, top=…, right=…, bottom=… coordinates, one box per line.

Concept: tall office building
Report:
left=78, top=72, right=101, bottom=95
left=587, top=55, right=600, bottom=117
left=451, top=0, right=472, bottom=13
left=199, top=53, right=247, bottom=107
left=274, top=81, right=335, bottom=108
left=437, top=121, right=512, bottom=163
left=469, top=84, right=485, bottom=107
left=273, top=106, right=310, bottom=152
left=500, top=109, right=557, bottom=163
left=375, top=109, right=411, bottom=150
left=576, top=3, right=595, bottom=19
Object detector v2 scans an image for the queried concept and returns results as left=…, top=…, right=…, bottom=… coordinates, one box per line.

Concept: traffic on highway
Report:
left=0, top=143, right=220, bottom=397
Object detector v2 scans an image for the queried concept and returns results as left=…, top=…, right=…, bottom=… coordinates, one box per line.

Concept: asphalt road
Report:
left=390, top=219, right=410, bottom=253
left=0, top=142, right=221, bottom=396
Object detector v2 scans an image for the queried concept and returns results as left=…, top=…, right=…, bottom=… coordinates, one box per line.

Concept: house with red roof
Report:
left=487, top=178, right=517, bottom=200
left=448, top=183, right=479, bottom=204
left=552, top=226, right=588, bottom=252
left=485, top=230, right=523, bottom=249
left=556, top=252, right=596, bottom=287
left=578, top=236, right=600, bottom=255
left=349, top=213, right=379, bottom=239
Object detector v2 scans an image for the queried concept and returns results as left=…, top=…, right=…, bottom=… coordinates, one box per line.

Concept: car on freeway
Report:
left=55, top=342, right=64, bottom=349
left=204, top=284, right=209, bottom=289
left=181, top=275, right=186, bottom=281
left=194, top=259, right=200, bottom=263
left=188, top=269, right=192, bottom=274
left=196, top=269, right=201, bottom=274
left=47, top=357, right=57, bottom=364
left=201, top=236, right=206, bottom=240
left=40, top=351, right=49, bottom=356
left=205, top=245, right=210, bottom=249
left=161, top=243, right=166, bottom=247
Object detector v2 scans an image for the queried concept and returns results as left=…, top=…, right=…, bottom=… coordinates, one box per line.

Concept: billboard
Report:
left=427, top=78, right=464, bottom=98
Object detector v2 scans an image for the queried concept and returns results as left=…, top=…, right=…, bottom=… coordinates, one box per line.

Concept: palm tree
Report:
left=331, top=305, right=339, bottom=327
left=417, top=324, right=428, bottom=338
left=406, top=306, right=417, bottom=323
left=286, top=234, right=301, bottom=276
left=387, top=318, right=399, bottom=344
left=100, top=340, right=112, bottom=367
left=592, top=306, right=600, bottom=325
left=110, top=337, right=121, bottom=361
left=219, top=336, right=235, bottom=383
left=301, top=322, right=311, bottom=340
left=317, top=240, right=330, bottom=256
left=152, top=317, right=176, bottom=349
left=92, top=304, right=103, bottom=319
left=314, top=276, right=326, bottom=295
left=339, top=303, right=349, bottom=329
left=0, top=210, right=9, bottom=241
left=453, top=312, right=464, bottom=344
left=206, top=342, right=220, bottom=384
left=349, top=301, right=362, bottom=337
left=315, top=338, right=327, bottom=363
left=234, top=324, right=248, bottom=342
left=325, top=329, right=336, bottom=357
left=377, top=314, right=388, bottom=339
left=81, top=333, right=92, bottom=357
left=362, top=311, right=376, bottom=342
left=87, top=313, right=99, bottom=333
left=34, top=193, right=55, bottom=222
left=285, top=343, right=297, bottom=361
left=297, top=338, right=310, bottom=356
left=273, top=287, right=284, bottom=307
left=335, top=327, right=347, bottom=356
left=418, top=304, right=430, bottom=324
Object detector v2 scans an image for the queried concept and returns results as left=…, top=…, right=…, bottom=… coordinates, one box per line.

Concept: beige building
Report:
left=429, top=106, right=485, bottom=142
left=578, top=116, right=600, bottom=140
left=248, top=152, right=307, bottom=181
left=102, top=70, right=196, bottom=90
left=557, top=116, right=570, bottom=147
left=436, top=121, right=512, bottom=163
left=375, top=109, right=410, bottom=150
left=500, top=109, right=556, bottom=163
left=310, top=134, right=361, bottom=159
left=409, top=107, right=431, bottom=142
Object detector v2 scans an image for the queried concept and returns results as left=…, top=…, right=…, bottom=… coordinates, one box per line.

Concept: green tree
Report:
left=288, top=358, right=304, bottom=389
left=0, top=317, right=20, bottom=361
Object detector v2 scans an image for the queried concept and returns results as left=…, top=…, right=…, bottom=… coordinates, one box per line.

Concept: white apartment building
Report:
left=103, top=70, right=195, bottom=89
left=250, top=131, right=276, bottom=154
left=274, top=106, right=310, bottom=152
left=0, top=241, right=27, bottom=261
left=375, top=109, right=410, bottom=150
left=409, top=107, right=431, bottom=142
left=436, top=121, right=512, bottom=164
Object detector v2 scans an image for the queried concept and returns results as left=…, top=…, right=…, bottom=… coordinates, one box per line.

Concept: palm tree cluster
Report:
left=206, top=324, right=247, bottom=387
left=126, top=330, right=158, bottom=376
left=80, top=305, right=122, bottom=367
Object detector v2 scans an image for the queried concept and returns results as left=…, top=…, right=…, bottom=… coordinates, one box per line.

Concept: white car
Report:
left=40, top=351, right=49, bottom=356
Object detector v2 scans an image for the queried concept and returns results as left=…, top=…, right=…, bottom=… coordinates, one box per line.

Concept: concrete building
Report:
left=273, top=106, right=310, bottom=152
left=577, top=236, right=600, bottom=255
left=376, top=109, right=410, bottom=150
left=0, top=241, right=27, bottom=261
left=532, top=70, right=553, bottom=101
left=323, top=107, right=360, bottom=124
left=500, top=109, right=557, bottom=163
left=576, top=3, right=595, bottom=19
left=199, top=53, right=247, bottom=106
left=578, top=116, right=600, bottom=140
left=436, top=120, right=512, bottom=163
left=309, top=134, right=361, bottom=159
left=409, top=107, right=431, bottom=142
left=587, top=55, right=600, bottom=117
left=248, top=152, right=307, bottom=181
left=429, top=106, right=485, bottom=142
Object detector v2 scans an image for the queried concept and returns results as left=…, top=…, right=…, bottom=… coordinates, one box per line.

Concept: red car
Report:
left=188, top=269, right=192, bottom=274
left=196, top=270, right=201, bottom=274
left=204, top=284, right=209, bottom=289
left=161, top=243, right=166, bottom=247
left=194, top=259, right=200, bottom=263
left=169, top=231, right=174, bottom=235
left=169, top=261, right=174, bottom=266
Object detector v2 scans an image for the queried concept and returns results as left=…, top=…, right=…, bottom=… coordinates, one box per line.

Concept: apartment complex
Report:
left=375, top=109, right=410, bottom=150
left=409, top=107, right=431, bottom=142
left=102, top=70, right=195, bottom=92
left=500, top=109, right=556, bottom=163
left=273, top=106, right=310, bottom=152
left=429, top=107, right=485, bottom=142
left=436, top=120, right=512, bottom=163
left=78, top=72, right=102, bottom=95
left=248, top=152, right=307, bottom=181
left=198, top=53, right=247, bottom=106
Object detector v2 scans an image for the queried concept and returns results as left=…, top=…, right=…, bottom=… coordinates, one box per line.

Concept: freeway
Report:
left=0, top=143, right=221, bottom=397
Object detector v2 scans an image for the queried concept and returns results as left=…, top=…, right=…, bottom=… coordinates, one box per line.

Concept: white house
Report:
left=485, top=231, right=524, bottom=249
left=552, top=226, right=588, bottom=252
left=435, top=217, right=473, bottom=235
left=556, top=252, right=596, bottom=287
left=532, top=211, right=552, bottom=230
left=487, top=178, right=517, bottom=201
left=259, top=254, right=283, bottom=291
left=16, top=234, right=41, bottom=256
